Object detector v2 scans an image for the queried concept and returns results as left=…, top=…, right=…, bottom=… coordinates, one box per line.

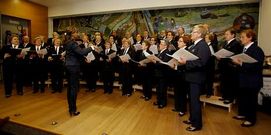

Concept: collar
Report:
left=227, top=38, right=235, bottom=44
left=244, top=42, right=254, bottom=50
left=194, top=38, right=203, bottom=45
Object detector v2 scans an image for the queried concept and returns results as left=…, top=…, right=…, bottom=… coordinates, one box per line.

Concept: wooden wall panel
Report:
left=0, top=0, right=48, bottom=40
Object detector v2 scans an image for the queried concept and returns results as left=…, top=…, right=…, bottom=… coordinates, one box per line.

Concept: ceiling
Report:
left=28, top=0, right=90, bottom=7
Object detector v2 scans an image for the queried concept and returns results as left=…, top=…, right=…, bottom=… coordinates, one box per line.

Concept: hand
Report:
left=17, top=54, right=24, bottom=59
left=85, top=59, right=92, bottom=63
left=4, top=53, right=11, bottom=59
left=232, top=58, right=242, bottom=66
left=48, top=56, right=53, bottom=61
left=178, top=57, right=186, bottom=65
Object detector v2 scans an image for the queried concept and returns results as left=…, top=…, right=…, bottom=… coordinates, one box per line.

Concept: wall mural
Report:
left=53, top=3, right=259, bottom=42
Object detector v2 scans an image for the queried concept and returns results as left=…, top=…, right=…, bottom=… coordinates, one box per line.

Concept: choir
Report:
left=0, top=24, right=265, bottom=131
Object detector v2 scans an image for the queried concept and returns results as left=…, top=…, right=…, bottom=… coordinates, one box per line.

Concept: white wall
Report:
left=259, top=0, right=271, bottom=56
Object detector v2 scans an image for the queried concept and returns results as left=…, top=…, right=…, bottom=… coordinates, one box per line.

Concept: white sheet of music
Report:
left=86, top=52, right=95, bottom=61
left=149, top=45, right=158, bottom=54
left=213, top=48, right=234, bottom=58
left=167, top=48, right=199, bottom=61
left=21, top=47, right=30, bottom=55
left=108, top=52, right=117, bottom=59
left=230, top=53, right=257, bottom=63
left=134, top=44, right=142, bottom=51
left=119, top=54, right=131, bottom=62
left=111, top=43, right=117, bottom=51
left=37, top=48, right=48, bottom=55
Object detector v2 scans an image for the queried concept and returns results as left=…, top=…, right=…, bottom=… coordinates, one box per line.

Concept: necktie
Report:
left=243, top=48, right=247, bottom=53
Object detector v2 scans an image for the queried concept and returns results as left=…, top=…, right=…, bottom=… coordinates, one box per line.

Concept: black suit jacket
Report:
left=185, top=39, right=211, bottom=84
left=65, top=40, right=92, bottom=66
left=218, top=39, right=242, bottom=73
left=238, top=43, right=264, bottom=89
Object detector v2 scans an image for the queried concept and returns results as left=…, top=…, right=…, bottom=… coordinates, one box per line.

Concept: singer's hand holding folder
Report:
left=167, top=48, right=198, bottom=61
left=213, top=48, right=234, bottom=58
left=230, top=53, right=257, bottom=63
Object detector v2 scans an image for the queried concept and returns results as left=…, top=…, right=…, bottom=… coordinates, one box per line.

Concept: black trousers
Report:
left=188, top=82, right=203, bottom=128
left=66, top=66, right=80, bottom=113
left=237, top=87, right=260, bottom=124
left=3, top=63, right=23, bottom=95
left=102, top=70, right=114, bottom=93
left=156, top=77, right=168, bottom=106
left=220, top=73, right=238, bottom=101
left=173, top=76, right=188, bottom=113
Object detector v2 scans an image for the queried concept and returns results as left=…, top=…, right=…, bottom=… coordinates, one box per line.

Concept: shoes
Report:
left=183, top=120, right=192, bottom=125
left=241, top=121, right=254, bottom=127
left=144, top=97, right=150, bottom=101
left=91, top=89, right=96, bottom=92
left=158, top=104, right=165, bottom=109
left=178, top=112, right=185, bottom=117
left=69, top=111, right=80, bottom=116
left=172, top=109, right=179, bottom=112
left=126, top=94, right=131, bottom=97
left=223, top=100, right=233, bottom=104
left=218, top=98, right=224, bottom=101
left=140, top=95, right=146, bottom=99
left=206, top=95, right=211, bottom=98
left=232, top=115, right=245, bottom=120
left=186, top=126, right=201, bottom=132
left=153, top=102, right=159, bottom=106
left=5, top=94, right=11, bottom=98
left=108, top=92, right=112, bottom=94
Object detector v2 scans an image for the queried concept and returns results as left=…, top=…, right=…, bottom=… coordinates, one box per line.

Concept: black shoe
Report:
left=153, top=102, right=159, bottom=106
left=241, top=121, right=254, bottom=127
left=140, top=95, right=145, bottom=99
left=144, top=97, right=150, bottom=101
left=158, top=104, right=165, bottom=109
left=91, top=89, right=96, bottom=92
left=69, top=111, right=80, bottom=116
left=178, top=112, right=185, bottom=117
left=218, top=98, right=224, bottom=101
left=126, top=94, right=131, bottom=97
left=183, top=120, right=192, bottom=125
left=232, top=115, right=245, bottom=120
left=186, top=126, right=201, bottom=131
left=5, top=94, right=11, bottom=98
left=172, top=109, right=180, bottom=112
left=108, top=92, right=112, bottom=94
left=223, top=100, right=233, bottom=104
left=104, top=91, right=108, bottom=94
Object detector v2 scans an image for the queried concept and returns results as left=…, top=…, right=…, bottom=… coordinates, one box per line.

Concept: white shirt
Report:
left=227, top=38, right=235, bottom=45
left=243, top=42, right=254, bottom=53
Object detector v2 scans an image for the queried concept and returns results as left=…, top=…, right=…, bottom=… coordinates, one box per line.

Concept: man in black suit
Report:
left=218, top=28, right=242, bottom=104
left=232, top=29, right=264, bottom=127
left=153, top=40, right=172, bottom=109
left=29, top=37, right=48, bottom=93
left=100, top=41, right=116, bottom=94
left=178, top=24, right=211, bottom=131
left=2, top=36, right=24, bottom=97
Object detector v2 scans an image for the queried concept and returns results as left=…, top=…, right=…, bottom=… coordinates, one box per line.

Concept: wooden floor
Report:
left=0, top=84, right=271, bottom=135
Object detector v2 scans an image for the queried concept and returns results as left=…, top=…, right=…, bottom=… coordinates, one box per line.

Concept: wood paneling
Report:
left=0, top=0, right=48, bottom=40
left=0, top=85, right=271, bottom=135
